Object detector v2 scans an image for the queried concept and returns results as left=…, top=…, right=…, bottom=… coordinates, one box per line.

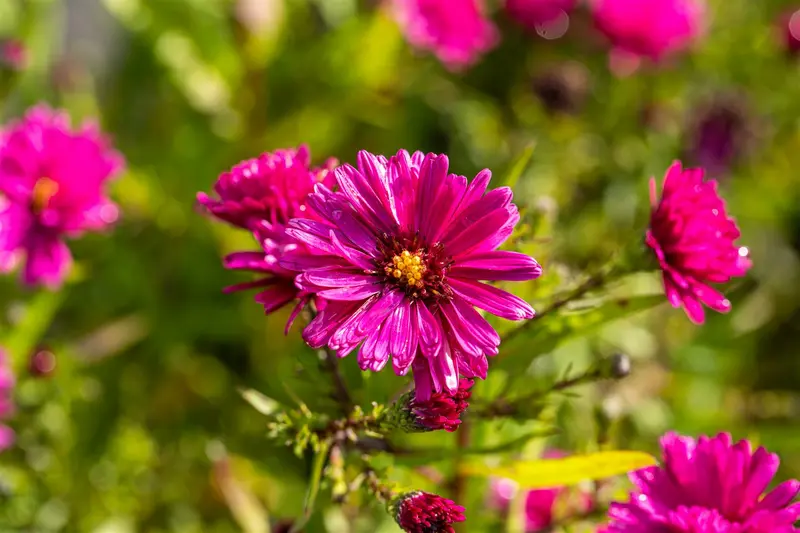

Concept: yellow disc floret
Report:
left=383, top=249, right=427, bottom=289
left=31, top=177, right=58, bottom=213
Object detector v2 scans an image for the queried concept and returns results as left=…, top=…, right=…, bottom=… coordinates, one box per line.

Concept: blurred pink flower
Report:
left=197, top=146, right=337, bottom=326
left=781, top=9, right=800, bottom=55
left=391, top=0, right=499, bottom=70
left=0, top=105, right=123, bottom=287
left=1, top=40, right=26, bottom=70
left=506, top=0, right=576, bottom=30
left=283, top=150, right=540, bottom=400
left=602, top=432, right=800, bottom=533
left=646, top=161, right=751, bottom=324
left=591, top=0, right=703, bottom=62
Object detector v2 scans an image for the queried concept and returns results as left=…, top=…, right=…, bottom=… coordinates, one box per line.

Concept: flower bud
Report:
left=386, top=380, right=473, bottom=433
left=392, top=491, right=466, bottom=533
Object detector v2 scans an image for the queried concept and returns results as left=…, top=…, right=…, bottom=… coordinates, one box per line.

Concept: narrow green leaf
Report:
left=239, top=388, right=281, bottom=416
left=290, top=440, right=331, bottom=533
left=3, top=288, right=66, bottom=370
left=501, top=142, right=536, bottom=189
left=462, top=450, right=657, bottom=489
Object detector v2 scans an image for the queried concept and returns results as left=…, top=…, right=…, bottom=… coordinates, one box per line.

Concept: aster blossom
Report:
left=393, top=491, right=466, bottom=533
left=283, top=150, right=541, bottom=400
left=646, top=161, right=751, bottom=324
left=0, top=105, right=123, bottom=287
left=389, top=378, right=473, bottom=432
left=591, top=0, right=703, bottom=62
left=601, top=432, right=800, bottom=533
left=197, top=146, right=336, bottom=322
left=391, top=0, right=499, bottom=70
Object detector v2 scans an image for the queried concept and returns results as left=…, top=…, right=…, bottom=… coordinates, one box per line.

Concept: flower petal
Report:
left=449, top=278, right=535, bottom=321
left=451, top=250, right=542, bottom=281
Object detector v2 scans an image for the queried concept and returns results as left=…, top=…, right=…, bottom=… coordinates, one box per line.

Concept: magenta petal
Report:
left=412, top=356, right=435, bottom=401
left=224, top=251, right=272, bottom=272
left=449, top=277, right=535, bottom=321
left=254, top=284, right=297, bottom=314
left=22, top=236, right=72, bottom=288
left=317, top=283, right=382, bottom=301
left=451, top=250, right=543, bottom=281
left=0, top=425, right=14, bottom=451
left=445, top=208, right=514, bottom=258
left=285, top=219, right=338, bottom=255
left=299, top=270, right=377, bottom=288
left=414, top=301, right=443, bottom=359
left=757, top=480, right=800, bottom=512
left=389, top=299, right=418, bottom=376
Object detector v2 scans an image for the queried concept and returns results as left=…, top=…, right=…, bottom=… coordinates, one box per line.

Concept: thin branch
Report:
left=318, top=346, right=355, bottom=415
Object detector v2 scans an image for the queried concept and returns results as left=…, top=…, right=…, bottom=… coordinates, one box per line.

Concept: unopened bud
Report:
left=29, top=348, right=56, bottom=378
left=392, top=491, right=465, bottom=533
left=606, top=353, right=631, bottom=379
left=385, top=380, right=473, bottom=433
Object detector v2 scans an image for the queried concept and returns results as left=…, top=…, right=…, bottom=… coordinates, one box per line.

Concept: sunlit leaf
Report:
left=501, top=142, right=536, bottom=189
left=462, top=450, right=657, bottom=489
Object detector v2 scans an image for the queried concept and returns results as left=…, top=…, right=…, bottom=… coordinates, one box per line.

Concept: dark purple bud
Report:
left=392, top=491, right=466, bottom=533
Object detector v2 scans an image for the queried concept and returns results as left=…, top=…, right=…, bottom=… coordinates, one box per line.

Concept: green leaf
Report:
left=290, top=440, right=331, bottom=533
left=495, top=294, right=664, bottom=372
left=501, top=142, right=536, bottom=189
left=239, top=388, right=281, bottom=416
left=3, top=287, right=66, bottom=370
left=462, top=450, right=657, bottom=489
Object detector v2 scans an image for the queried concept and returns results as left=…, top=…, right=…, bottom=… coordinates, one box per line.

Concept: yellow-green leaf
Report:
left=462, top=450, right=657, bottom=489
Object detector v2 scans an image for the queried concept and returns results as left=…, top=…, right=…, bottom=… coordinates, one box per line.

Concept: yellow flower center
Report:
left=32, top=177, right=58, bottom=213
left=384, top=249, right=427, bottom=289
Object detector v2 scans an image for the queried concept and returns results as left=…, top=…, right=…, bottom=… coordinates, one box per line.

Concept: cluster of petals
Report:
left=591, top=0, right=703, bottom=62
left=282, top=150, right=541, bottom=400
left=0, top=349, right=15, bottom=452
left=390, top=0, right=499, bottom=70
left=646, top=161, right=751, bottom=324
left=0, top=105, right=123, bottom=287
left=197, top=146, right=337, bottom=323
left=601, top=432, right=800, bottom=533
left=394, top=491, right=466, bottom=533
left=505, top=0, right=577, bottom=30
left=409, top=378, right=473, bottom=432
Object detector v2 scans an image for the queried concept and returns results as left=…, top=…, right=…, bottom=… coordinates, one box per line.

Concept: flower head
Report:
left=602, top=432, right=800, bottom=533
left=0, top=349, right=15, bottom=452
left=390, top=378, right=473, bottom=432
left=686, top=95, right=752, bottom=178
left=646, top=161, right=751, bottom=324
left=391, top=0, right=499, bottom=70
left=393, top=491, right=466, bottom=533
left=0, top=105, right=123, bottom=287
left=1, top=40, right=26, bottom=71
left=781, top=9, right=800, bottom=56
left=284, top=150, right=541, bottom=399
left=506, top=0, right=577, bottom=30
left=591, top=0, right=703, bottom=62
left=198, top=147, right=336, bottom=323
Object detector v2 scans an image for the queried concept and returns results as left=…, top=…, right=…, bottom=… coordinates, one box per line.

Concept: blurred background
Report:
left=1, top=0, right=800, bottom=531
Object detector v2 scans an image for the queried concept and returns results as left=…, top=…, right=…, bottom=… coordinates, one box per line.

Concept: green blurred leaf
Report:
left=290, top=440, right=331, bottom=533
left=501, top=142, right=536, bottom=189
left=462, top=450, right=657, bottom=489
left=3, top=287, right=66, bottom=368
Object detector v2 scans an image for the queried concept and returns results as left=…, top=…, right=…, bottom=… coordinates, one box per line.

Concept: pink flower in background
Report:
left=506, top=0, right=577, bottom=30
left=391, top=0, right=499, bottom=70
left=646, top=161, right=751, bottom=324
left=591, top=0, right=703, bottom=62
left=0, top=349, right=15, bottom=452
left=601, top=432, right=800, bottom=533
left=198, top=146, right=337, bottom=323
left=780, top=9, right=800, bottom=56
left=284, top=150, right=541, bottom=399
left=0, top=40, right=26, bottom=70
left=393, top=491, right=465, bottom=533
left=0, top=105, right=123, bottom=287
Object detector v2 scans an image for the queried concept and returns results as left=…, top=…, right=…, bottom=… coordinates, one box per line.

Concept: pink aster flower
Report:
left=0, top=105, right=123, bottom=287
left=602, top=432, right=800, bottom=533
left=506, top=0, right=577, bottom=30
left=780, top=9, right=800, bottom=56
left=283, top=150, right=541, bottom=399
left=646, top=161, right=751, bottom=324
left=0, top=349, right=15, bottom=452
left=391, top=0, right=499, bottom=70
left=393, top=491, right=466, bottom=533
left=197, top=146, right=337, bottom=323
left=591, top=0, right=703, bottom=62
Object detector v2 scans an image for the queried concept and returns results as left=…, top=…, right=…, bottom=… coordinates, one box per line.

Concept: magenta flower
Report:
left=602, top=432, right=800, bottom=533
left=393, top=491, right=466, bottom=533
left=780, top=10, right=800, bottom=56
left=284, top=150, right=541, bottom=399
left=0, top=40, right=26, bottom=71
left=198, top=146, right=337, bottom=323
left=646, top=161, right=751, bottom=324
left=0, top=349, right=15, bottom=452
left=0, top=105, right=123, bottom=287
left=591, top=0, right=703, bottom=62
left=506, top=0, right=577, bottom=30
left=391, top=0, right=499, bottom=70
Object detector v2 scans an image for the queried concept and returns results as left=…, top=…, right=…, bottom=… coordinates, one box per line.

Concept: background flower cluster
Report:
left=1, top=0, right=800, bottom=532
